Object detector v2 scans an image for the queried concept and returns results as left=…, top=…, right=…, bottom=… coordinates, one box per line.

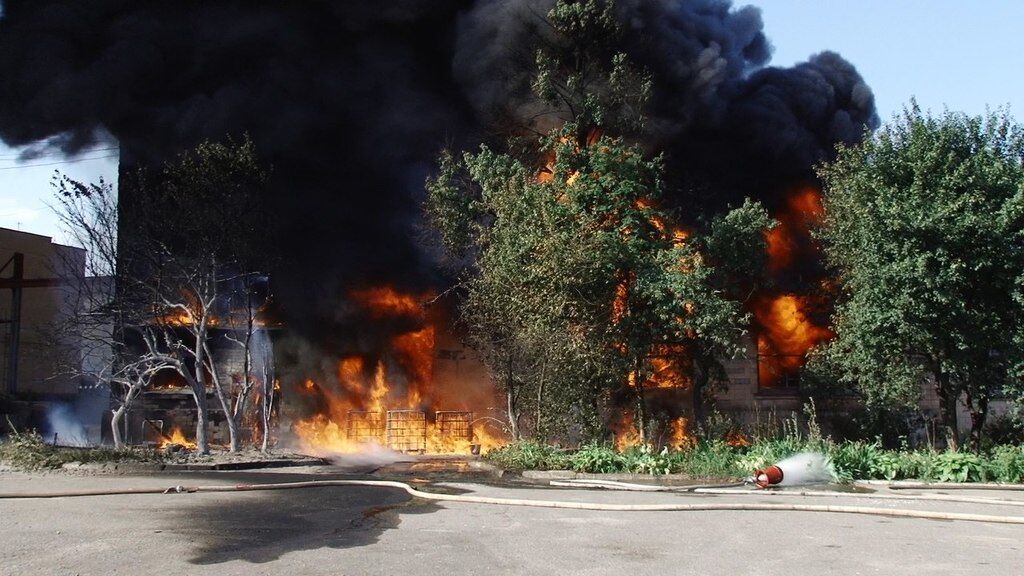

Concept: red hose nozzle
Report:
left=753, top=465, right=784, bottom=488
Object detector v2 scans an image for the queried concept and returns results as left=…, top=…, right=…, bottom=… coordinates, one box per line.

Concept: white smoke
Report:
left=44, top=403, right=90, bottom=446
left=317, top=443, right=415, bottom=472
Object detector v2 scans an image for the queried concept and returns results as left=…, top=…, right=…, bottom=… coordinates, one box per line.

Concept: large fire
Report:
left=765, top=186, right=825, bottom=273
left=755, top=186, right=833, bottom=388
left=291, top=287, right=504, bottom=455
left=754, top=294, right=832, bottom=387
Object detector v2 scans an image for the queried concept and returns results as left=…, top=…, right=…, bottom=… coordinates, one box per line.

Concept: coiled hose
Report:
left=2, top=478, right=1024, bottom=525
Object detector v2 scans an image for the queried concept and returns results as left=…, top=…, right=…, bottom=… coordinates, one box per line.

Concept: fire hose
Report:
left=2, top=479, right=1024, bottom=525
left=550, top=478, right=1024, bottom=508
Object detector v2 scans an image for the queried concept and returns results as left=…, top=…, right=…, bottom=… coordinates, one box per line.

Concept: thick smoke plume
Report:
left=0, top=0, right=877, bottom=381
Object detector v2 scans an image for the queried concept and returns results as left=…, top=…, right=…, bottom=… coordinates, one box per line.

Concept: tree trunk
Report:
left=535, top=356, right=547, bottom=440
left=507, top=387, right=520, bottom=441
left=505, top=358, right=520, bottom=440
left=110, top=381, right=143, bottom=448
left=692, top=360, right=710, bottom=434
left=934, top=370, right=959, bottom=450
left=966, top=392, right=989, bottom=452
left=225, top=409, right=241, bottom=453
left=110, top=405, right=127, bottom=448
left=261, top=386, right=273, bottom=453
left=192, top=322, right=212, bottom=454
left=634, top=366, right=647, bottom=445
left=193, top=386, right=210, bottom=454
left=212, top=370, right=242, bottom=453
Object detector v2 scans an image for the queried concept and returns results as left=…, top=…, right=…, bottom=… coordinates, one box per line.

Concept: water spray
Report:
left=750, top=452, right=833, bottom=488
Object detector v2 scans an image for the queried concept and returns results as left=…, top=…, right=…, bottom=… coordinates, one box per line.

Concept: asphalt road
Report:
left=1, top=467, right=1022, bottom=575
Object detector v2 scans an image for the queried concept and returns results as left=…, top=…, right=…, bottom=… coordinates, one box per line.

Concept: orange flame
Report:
left=292, top=286, right=505, bottom=455
left=613, top=409, right=643, bottom=451
left=667, top=416, right=695, bottom=449
left=754, top=294, right=832, bottom=387
left=159, top=426, right=197, bottom=450
left=765, top=186, right=824, bottom=273
left=647, top=344, right=693, bottom=390
left=755, top=186, right=833, bottom=388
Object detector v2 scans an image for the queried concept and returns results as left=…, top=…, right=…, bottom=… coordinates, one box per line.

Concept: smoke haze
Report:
left=0, top=0, right=878, bottom=379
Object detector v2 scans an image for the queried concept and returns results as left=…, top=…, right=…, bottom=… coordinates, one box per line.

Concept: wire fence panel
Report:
left=386, top=410, right=426, bottom=453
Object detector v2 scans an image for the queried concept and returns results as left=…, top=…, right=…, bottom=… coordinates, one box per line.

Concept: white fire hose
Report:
left=3, top=478, right=1024, bottom=525
left=550, top=478, right=1024, bottom=508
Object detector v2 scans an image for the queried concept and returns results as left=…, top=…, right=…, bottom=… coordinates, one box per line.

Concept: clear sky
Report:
left=755, top=0, right=1024, bottom=121
left=2, top=1, right=1023, bottom=244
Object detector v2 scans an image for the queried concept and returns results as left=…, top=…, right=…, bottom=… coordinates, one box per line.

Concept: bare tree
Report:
left=219, top=272, right=273, bottom=452
left=52, top=135, right=273, bottom=453
left=50, top=176, right=176, bottom=448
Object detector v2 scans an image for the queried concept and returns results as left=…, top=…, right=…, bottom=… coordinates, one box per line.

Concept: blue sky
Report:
left=755, top=0, right=1024, bottom=120
left=2, top=1, right=1023, bottom=244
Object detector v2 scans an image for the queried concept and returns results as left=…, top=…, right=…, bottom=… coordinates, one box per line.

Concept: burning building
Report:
left=279, top=287, right=504, bottom=454
left=0, top=1, right=886, bottom=449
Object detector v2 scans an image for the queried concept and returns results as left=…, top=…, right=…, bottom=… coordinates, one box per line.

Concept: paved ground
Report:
left=1, top=466, right=1022, bottom=576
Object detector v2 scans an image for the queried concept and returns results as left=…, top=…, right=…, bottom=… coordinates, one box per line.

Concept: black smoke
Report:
left=452, top=0, right=878, bottom=210
left=0, top=0, right=877, bottom=367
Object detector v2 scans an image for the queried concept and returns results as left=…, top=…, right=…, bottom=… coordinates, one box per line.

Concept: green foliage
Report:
left=930, top=451, right=985, bottom=482
left=697, top=198, right=775, bottom=293
left=983, top=411, right=1024, bottom=447
left=828, top=441, right=889, bottom=482
left=817, top=104, right=1024, bottom=447
left=0, top=430, right=161, bottom=471
left=486, top=437, right=1024, bottom=483
left=532, top=0, right=651, bottom=135
left=427, top=121, right=761, bottom=441
left=620, top=445, right=674, bottom=475
left=484, top=441, right=571, bottom=471
left=985, top=445, right=1024, bottom=482
left=128, top=134, right=271, bottom=266
left=569, top=443, right=625, bottom=473
left=670, top=440, right=747, bottom=479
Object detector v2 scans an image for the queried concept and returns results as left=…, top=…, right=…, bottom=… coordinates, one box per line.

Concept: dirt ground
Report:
left=1, top=465, right=1022, bottom=575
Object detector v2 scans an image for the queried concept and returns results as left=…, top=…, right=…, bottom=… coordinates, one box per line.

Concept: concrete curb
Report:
left=520, top=470, right=731, bottom=483
left=61, top=457, right=329, bottom=473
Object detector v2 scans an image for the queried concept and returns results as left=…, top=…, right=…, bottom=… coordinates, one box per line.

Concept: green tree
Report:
left=428, top=123, right=760, bottom=442
left=427, top=0, right=766, bottom=443
left=815, top=104, right=1024, bottom=450
left=689, top=201, right=774, bottom=428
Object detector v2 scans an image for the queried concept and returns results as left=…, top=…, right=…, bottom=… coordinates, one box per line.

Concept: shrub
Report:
left=828, top=441, right=885, bottom=481
left=486, top=436, right=1024, bottom=484
left=620, top=445, right=673, bottom=475
left=983, top=413, right=1024, bottom=448
left=673, top=440, right=746, bottom=478
left=484, top=441, right=571, bottom=470
left=568, top=443, right=624, bottom=473
left=983, top=445, right=1024, bottom=482
left=930, top=451, right=985, bottom=482
left=0, top=429, right=160, bottom=470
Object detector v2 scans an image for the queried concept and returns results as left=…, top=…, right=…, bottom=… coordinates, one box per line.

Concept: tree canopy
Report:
left=426, top=0, right=769, bottom=443
left=815, top=104, right=1024, bottom=448
left=429, top=122, right=766, bottom=441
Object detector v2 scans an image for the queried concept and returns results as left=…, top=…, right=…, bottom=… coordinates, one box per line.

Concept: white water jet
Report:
left=771, top=452, right=835, bottom=486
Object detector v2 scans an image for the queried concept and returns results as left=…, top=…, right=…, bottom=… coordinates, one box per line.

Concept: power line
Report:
left=0, top=146, right=120, bottom=160
left=0, top=154, right=120, bottom=171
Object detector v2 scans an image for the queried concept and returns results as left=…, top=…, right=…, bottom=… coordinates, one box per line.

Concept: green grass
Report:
left=486, top=437, right=1024, bottom=483
left=0, top=429, right=162, bottom=471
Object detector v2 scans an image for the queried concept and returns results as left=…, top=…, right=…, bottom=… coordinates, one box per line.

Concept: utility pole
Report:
left=0, top=252, right=62, bottom=394
left=1, top=253, right=24, bottom=394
